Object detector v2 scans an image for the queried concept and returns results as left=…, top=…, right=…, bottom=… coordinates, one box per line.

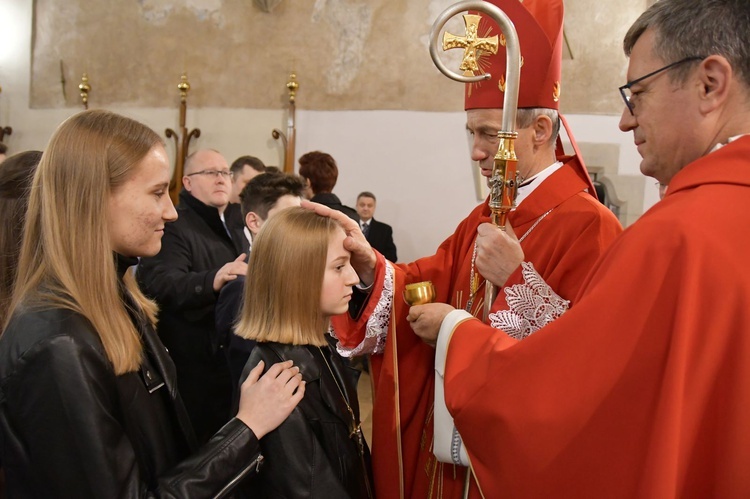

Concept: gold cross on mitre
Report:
left=442, top=14, right=499, bottom=76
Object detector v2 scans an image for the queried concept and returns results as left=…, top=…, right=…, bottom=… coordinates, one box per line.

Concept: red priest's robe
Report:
left=333, top=159, right=622, bottom=499
left=443, top=136, right=750, bottom=498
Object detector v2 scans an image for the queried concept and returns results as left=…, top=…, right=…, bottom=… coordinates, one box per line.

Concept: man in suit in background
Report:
left=356, top=191, right=398, bottom=262
left=227, top=156, right=267, bottom=252
left=229, top=155, right=266, bottom=204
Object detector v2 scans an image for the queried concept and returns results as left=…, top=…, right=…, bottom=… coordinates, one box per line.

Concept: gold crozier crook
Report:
left=430, top=1, right=521, bottom=323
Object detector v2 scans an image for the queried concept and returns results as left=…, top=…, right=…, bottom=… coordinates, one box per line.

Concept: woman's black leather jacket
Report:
left=0, top=273, right=263, bottom=497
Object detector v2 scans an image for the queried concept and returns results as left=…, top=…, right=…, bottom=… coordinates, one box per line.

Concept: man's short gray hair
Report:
left=516, top=108, right=560, bottom=147
left=624, top=0, right=750, bottom=87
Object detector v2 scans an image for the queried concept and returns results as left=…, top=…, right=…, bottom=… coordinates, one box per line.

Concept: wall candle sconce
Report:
left=165, top=73, right=201, bottom=205
left=0, top=83, right=12, bottom=143
left=79, top=73, right=91, bottom=109
left=272, top=71, right=299, bottom=173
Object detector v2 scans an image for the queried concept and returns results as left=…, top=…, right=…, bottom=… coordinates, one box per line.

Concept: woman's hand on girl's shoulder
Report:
left=236, top=360, right=305, bottom=438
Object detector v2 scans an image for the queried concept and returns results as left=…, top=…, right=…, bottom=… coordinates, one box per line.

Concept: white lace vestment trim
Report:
left=489, top=261, right=569, bottom=340
left=331, top=261, right=394, bottom=357
left=433, top=263, right=569, bottom=466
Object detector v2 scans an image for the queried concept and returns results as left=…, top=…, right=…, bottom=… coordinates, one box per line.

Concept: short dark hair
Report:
left=240, top=171, right=306, bottom=219
left=357, top=191, right=376, bottom=202
left=231, top=155, right=266, bottom=175
left=624, top=0, right=750, bottom=87
left=298, top=151, right=338, bottom=194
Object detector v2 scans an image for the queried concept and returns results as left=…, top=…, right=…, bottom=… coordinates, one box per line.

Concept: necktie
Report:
left=362, top=222, right=370, bottom=237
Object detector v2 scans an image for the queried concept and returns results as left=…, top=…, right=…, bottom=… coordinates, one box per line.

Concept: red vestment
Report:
left=444, top=136, right=750, bottom=498
left=333, top=159, right=622, bottom=498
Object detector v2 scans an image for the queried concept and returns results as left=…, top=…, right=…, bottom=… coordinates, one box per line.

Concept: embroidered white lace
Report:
left=489, top=261, right=569, bottom=340
left=332, top=261, right=394, bottom=357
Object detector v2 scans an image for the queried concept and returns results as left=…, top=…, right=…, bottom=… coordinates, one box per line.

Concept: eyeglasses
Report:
left=186, top=170, right=234, bottom=179
left=619, top=56, right=704, bottom=115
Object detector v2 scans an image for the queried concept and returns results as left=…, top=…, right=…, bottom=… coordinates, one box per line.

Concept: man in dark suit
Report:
left=137, top=149, right=247, bottom=444
left=356, top=191, right=398, bottom=262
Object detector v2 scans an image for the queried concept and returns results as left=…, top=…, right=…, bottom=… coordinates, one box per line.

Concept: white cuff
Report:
left=332, top=261, right=394, bottom=357
left=433, top=309, right=473, bottom=466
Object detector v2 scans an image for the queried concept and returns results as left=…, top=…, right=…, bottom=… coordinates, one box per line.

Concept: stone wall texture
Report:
left=31, top=0, right=646, bottom=113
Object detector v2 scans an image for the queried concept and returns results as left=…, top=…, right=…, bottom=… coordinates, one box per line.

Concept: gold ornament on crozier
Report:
left=443, top=14, right=499, bottom=77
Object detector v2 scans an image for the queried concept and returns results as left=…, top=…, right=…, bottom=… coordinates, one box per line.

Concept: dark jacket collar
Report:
left=178, top=190, right=235, bottom=246
left=115, top=253, right=139, bottom=279
left=310, top=192, right=342, bottom=205
left=179, top=188, right=222, bottom=217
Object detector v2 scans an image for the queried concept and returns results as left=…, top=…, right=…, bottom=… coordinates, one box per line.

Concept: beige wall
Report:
left=561, top=0, right=644, bottom=114
left=29, top=0, right=645, bottom=114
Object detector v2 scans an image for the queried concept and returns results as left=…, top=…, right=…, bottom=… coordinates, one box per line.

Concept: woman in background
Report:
left=0, top=150, right=42, bottom=499
left=0, top=110, right=305, bottom=497
left=0, top=150, right=42, bottom=327
left=236, top=207, right=373, bottom=498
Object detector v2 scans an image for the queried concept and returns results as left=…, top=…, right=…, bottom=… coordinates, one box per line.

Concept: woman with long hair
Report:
left=0, top=110, right=305, bottom=497
left=235, top=207, right=373, bottom=498
left=0, top=150, right=42, bottom=499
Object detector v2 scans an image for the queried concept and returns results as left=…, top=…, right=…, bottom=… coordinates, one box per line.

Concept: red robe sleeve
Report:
left=444, top=183, right=750, bottom=498
left=332, top=162, right=624, bottom=499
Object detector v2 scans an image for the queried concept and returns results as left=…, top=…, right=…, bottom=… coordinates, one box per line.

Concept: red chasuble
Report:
left=332, top=158, right=621, bottom=499
left=444, top=136, right=750, bottom=498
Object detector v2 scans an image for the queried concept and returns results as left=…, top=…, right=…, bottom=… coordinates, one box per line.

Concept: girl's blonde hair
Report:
left=235, top=207, right=343, bottom=346
left=4, top=110, right=162, bottom=374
